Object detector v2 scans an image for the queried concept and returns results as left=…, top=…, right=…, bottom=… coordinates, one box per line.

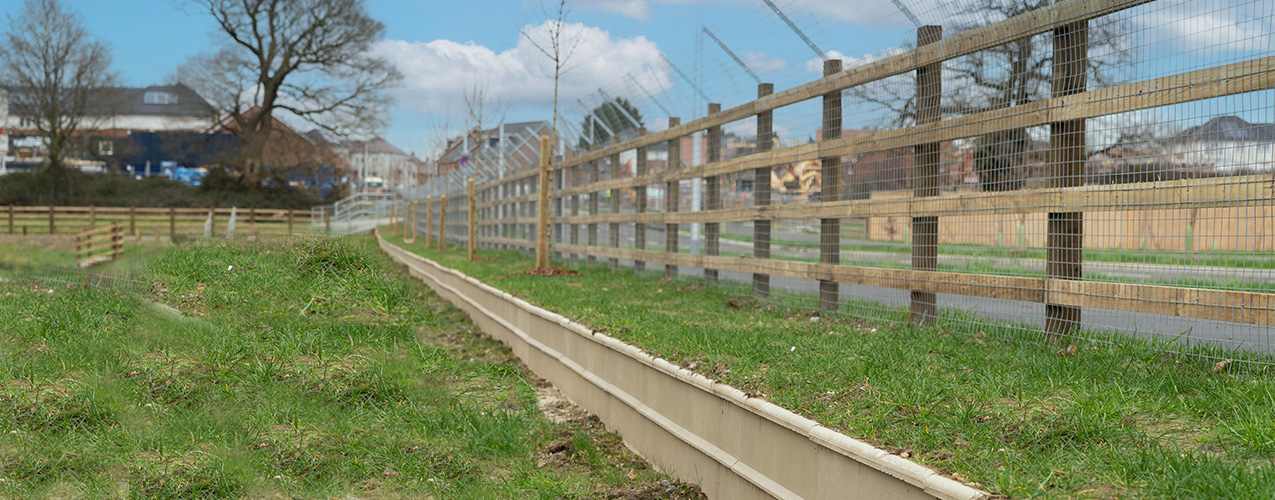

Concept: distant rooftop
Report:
left=4, top=83, right=214, bottom=118
left=1177, top=116, right=1275, bottom=142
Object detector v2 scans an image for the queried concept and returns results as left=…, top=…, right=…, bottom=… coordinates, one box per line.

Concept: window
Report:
left=97, top=140, right=113, bottom=156
left=144, top=91, right=177, bottom=105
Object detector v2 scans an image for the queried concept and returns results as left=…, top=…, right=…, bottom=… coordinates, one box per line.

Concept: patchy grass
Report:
left=0, top=234, right=172, bottom=271
left=0, top=236, right=701, bottom=499
left=385, top=232, right=1275, bottom=499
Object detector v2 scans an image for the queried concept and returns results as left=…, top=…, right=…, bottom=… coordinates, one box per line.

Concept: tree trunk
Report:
left=240, top=132, right=268, bottom=188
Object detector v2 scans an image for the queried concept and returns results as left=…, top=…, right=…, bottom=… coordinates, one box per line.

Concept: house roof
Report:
left=440, top=121, right=550, bottom=163
left=4, top=84, right=214, bottom=118
left=1177, top=116, right=1275, bottom=142
left=345, top=136, right=407, bottom=156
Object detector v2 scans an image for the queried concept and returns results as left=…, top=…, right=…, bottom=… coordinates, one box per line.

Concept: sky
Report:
left=2, top=0, right=1272, bottom=157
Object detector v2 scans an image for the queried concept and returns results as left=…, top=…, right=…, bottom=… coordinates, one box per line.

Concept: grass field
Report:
left=0, top=236, right=702, bottom=499
left=384, top=233, right=1275, bottom=499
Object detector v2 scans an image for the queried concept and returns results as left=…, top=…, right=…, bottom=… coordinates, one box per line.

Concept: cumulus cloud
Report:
left=742, top=51, right=788, bottom=75
left=578, top=0, right=736, bottom=21
left=806, top=47, right=906, bottom=74
left=580, top=0, right=651, bottom=20
left=376, top=21, right=672, bottom=117
left=1146, top=2, right=1274, bottom=54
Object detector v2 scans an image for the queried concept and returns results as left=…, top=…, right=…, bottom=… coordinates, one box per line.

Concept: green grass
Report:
left=0, top=236, right=701, bottom=499
left=0, top=234, right=170, bottom=272
left=386, top=233, right=1275, bottom=499
left=712, top=231, right=1275, bottom=270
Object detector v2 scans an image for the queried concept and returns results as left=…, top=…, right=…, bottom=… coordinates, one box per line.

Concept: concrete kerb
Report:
left=376, top=231, right=988, bottom=500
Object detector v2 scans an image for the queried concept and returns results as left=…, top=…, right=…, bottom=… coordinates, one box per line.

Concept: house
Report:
left=2, top=84, right=218, bottom=173
left=1168, top=116, right=1275, bottom=173
left=436, top=121, right=578, bottom=180
left=215, top=113, right=355, bottom=193
left=341, top=136, right=413, bottom=190
left=3, top=84, right=217, bottom=137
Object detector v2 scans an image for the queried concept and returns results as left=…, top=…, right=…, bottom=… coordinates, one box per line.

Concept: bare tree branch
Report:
left=0, top=0, right=117, bottom=183
left=174, top=0, right=402, bottom=188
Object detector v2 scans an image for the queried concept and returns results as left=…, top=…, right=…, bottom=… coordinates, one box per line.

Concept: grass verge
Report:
left=384, top=233, right=1275, bottom=499
left=0, top=236, right=702, bottom=499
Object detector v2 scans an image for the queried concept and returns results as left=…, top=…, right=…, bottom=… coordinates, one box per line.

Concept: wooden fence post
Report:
left=911, top=25, right=943, bottom=325
left=1046, top=19, right=1088, bottom=338
left=169, top=207, right=176, bottom=239
left=527, top=177, right=536, bottom=250
left=553, top=160, right=564, bottom=262
left=129, top=205, right=136, bottom=236
left=704, top=103, right=723, bottom=284
left=49, top=206, right=56, bottom=235
left=569, top=161, right=580, bottom=265
left=536, top=135, right=552, bottom=270
left=754, top=84, right=774, bottom=298
left=438, top=195, right=447, bottom=251
left=287, top=208, right=294, bottom=235
left=468, top=178, right=477, bottom=261
left=89, top=205, right=96, bottom=229
left=425, top=196, right=432, bottom=247
left=609, top=137, right=621, bottom=270
left=210, top=208, right=218, bottom=237
left=588, top=156, right=599, bottom=265
left=665, top=118, right=681, bottom=279
left=819, top=59, right=843, bottom=311
left=500, top=181, right=509, bottom=250
left=7, top=205, right=12, bottom=234
left=324, top=210, right=331, bottom=234
left=410, top=200, right=418, bottom=242
left=634, top=127, right=648, bottom=274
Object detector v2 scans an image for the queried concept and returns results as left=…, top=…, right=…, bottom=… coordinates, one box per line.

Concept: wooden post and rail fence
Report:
left=401, top=0, right=1275, bottom=337
left=4, top=206, right=326, bottom=239
left=74, top=222, right=125, bottom=268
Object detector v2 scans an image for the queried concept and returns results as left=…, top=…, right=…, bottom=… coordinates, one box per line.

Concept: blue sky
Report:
left=3, top=0, right=1272, bottom=155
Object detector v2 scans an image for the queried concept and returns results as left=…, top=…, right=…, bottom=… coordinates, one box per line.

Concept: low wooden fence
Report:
left=75, top=222, right=124, bottom=268
left=4, top=206, right=329, bottom=238
left=407, top=0, right=1275, bottom=348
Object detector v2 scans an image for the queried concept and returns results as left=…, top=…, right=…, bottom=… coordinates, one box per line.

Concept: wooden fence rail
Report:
left=5, top=206, right=325, bottom=238
left=75, top=223, right=124, bottom=268
left=429, top=0, right=1275, bottom=339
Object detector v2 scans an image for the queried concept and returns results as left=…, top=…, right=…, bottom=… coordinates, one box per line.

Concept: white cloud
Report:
left=580, top=0, right=650, bottom=20
left=742, top=51, right=788, bottom=74
left=377, top=21, right=672, bottom=118
left=1146, top=2, right=1274, bottom=54
left=806, top=47, right=906, bottom=74
left=578, top=0, right=737, bottom=21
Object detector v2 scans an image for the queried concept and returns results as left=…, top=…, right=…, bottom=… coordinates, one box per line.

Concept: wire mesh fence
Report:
left=407, top=0, right=1275, bottom=363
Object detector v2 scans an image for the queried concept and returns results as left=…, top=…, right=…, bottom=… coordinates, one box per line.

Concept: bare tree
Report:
left=462, top=79, right=508, bottom=181
left=176, top=0, right=401, bottom=189
left=848, top=0, right=1133, bottom=191
left=521, top=0, right=584, bottom=154
left=0, top=0, right=117, bottom=181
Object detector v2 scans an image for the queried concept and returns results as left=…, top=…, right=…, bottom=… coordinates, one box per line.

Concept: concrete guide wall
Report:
left=378, top=233, right=987, bottom=500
